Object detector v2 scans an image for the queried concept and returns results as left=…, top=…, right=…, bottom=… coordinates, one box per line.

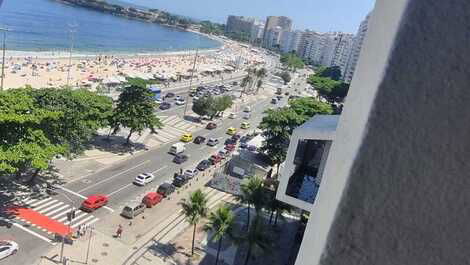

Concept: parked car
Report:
left=175, top=95, right=182, bottom=101
left=157, top=182, right=175, bottom=197
left=209, top=154, right=223, bottom=165
left=229, top=113, right=237, bottom=119
left=240, top=135, right=253, bottom=143
left=206, top=122, right=217, bottom=130
left=173, top=154, right=189, bottom=164
left=243, top=106, right=251, bottom=113
left=159, top=102, right=171, bottom=110
left=193, top=136, right=206, bottom=144
left=175, top=99, right=185, bottom=105
left=271, top=98, right=278, bottom=104
left=142, top=192, right=163, bottom=208
left=184, top=169, right=198, bottom=179
left=80, top=195, right=108, bottom=212
left=241, top=122, right=250, bottom=129
left=207, top=138, right=219, bottom=146
left=231, top=134, right=242, bottom=141
left=133, top=173, right=155, bottom=186
left=218, top=149, right=230, bottom=158
left=172, top=174, right=189, bottom=187
left=225, top=138, right=236, bottom=145
left=121, top=202, right=146, bottom=219
left=225, top=144, right=236, bottom=152
left=180, top=133, right=193, bottom=142
left=197, top=160, right=211, bottom=171
left=0, top=241, right=18, bottom=260
left=166, top=92, right=175, bottom=98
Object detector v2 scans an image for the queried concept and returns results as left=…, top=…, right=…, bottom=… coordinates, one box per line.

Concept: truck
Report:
left=169, top=143, right=185, bottom=155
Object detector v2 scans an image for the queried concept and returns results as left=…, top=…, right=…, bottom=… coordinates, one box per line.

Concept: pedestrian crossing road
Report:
left=5, top=197, right=99, bottom=237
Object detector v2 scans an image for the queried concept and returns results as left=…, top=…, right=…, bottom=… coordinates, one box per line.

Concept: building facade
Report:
left=225, top=15, right=255, bottom=39
left=344, top=13, right=370, bottom=83
left=262, top=16, right=293, bottom=49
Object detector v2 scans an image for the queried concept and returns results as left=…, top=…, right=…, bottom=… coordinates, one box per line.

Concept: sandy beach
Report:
left=1, top=38, right=265, bottom=90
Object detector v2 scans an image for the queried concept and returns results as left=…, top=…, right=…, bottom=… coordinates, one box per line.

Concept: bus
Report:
left=149, top=86, right=162, bottom=102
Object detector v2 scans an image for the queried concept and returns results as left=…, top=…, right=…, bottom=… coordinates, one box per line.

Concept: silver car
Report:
left=0, top=241, right=18, bottom=260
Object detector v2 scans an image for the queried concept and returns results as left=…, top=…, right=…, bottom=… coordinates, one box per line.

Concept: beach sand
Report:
left=0, top=38, right=265, bottom=90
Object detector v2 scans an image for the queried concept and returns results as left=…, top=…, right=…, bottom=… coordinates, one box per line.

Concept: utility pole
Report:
left=0, top=27, right=9, bottom=91
left=66, top=25, right=77, bottom=88
left=85, top=226, right=94, bottom=264
left=183, top=46, right=199, bottom=117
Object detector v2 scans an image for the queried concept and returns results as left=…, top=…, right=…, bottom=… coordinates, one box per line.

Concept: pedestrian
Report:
left=76, top=225, right=82, bottom=238
left=116, top=225, right=123, bottom=238
left=80, top=225, right=86, bottom=237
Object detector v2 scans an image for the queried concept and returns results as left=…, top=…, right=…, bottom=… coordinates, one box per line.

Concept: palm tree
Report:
left=237, top=215, right=271, bottom=265
left=179, top=189, right=208, bottom=256
left=204, top=206, right=235, bottom=265
left=238, top=176, right=265, bottom=229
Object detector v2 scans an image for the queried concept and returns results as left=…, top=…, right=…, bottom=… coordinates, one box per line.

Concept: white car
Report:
left=155, top=98, right=163, bottom=104
left=229, top=113, right=237, bottom=119
left=133, top=173, right=155, bottom=186
left=207, top=138, right=219, bottom=146
left=175, top=99, right=185, bottom=105
left=175, top=95, right=182, bottom=101
left=0, top=241, right=18, bottom=260
left=184, top=169, right=198, bottom=179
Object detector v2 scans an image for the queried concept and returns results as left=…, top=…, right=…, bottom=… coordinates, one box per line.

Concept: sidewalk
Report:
left=36, top=161, right=235, bottom=265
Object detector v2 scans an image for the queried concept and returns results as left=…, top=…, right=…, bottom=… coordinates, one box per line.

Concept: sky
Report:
left=121, top=0, right=376, bottom=33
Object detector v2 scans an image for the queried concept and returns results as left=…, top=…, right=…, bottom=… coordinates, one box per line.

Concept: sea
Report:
left=0, top=0, right=221, bottom=55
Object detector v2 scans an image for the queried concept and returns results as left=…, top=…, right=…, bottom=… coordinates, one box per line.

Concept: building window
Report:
left=286, top=140, right=331, bottom=204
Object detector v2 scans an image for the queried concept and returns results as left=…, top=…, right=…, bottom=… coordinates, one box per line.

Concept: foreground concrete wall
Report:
left=296, top=0, right=470, bottom=264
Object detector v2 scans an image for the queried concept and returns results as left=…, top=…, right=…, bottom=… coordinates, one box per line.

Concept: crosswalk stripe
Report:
left=157, top=129, right=179, bottom=140
left=24, top=198, right=37, bottom=204
left=173, top=121, right=188, bottom=128
left=52, top=208, right=77, bottom=221
left=85, top=217, right=100, bottom=227
left=71, top=215, right=95, bottom=228
left=153, top=132, right=173, bottom=143
left=39, top=201, right=64, bottom=214
left=179, top=123, right=193, bottom=130
left=162, top=115, right=178, bottom=124
left=63, top=211, right=87, bottom=225
left=44, top=205, right=69, bottom=217
left=34, top=200, right=59, bottom=212
left=165, top=118, right=181, bottom=126
left=166, top=125, right=187, bottom=134
left=29, top=197, right=52, bottom=207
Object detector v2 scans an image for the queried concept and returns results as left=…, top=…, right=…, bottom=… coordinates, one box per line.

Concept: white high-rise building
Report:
left=280, top=30, right=304, bottom=53
left=344, top=13, right=371, bottom=83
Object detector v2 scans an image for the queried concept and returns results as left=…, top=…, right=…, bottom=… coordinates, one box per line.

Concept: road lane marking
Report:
left=44, top=205, right=69, bottom=217
left=152, top=165, right=168, bottom=174
left=29, top=197, right=52, bottom=207
left=107, top=183, right=133, bottom=197
left=71, top=215, right=95, bottom=228
left=77, top=160, right=150, bottom=193
left=0, top=217, right=55, bottom=245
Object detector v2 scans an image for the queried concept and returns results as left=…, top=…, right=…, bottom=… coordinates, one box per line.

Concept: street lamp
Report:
left=0, top=27, right=10, bottom=91
left=66, top=25, right=77, bottom=88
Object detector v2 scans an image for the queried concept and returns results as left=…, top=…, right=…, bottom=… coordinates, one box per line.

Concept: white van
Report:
left=169, top=143, right=185, bottom=155
left=243, top=106, right=251, bottom=113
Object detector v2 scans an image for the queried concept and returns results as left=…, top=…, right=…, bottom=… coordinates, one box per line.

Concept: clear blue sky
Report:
left=122, top=0, right=376, bottom=33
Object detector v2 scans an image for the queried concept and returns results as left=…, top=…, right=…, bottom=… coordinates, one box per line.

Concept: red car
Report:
left=206, top=122, right=217, bottom=130
left=209, top=154, right=223, bottom=165
left=80, top=195, right=108, bottom=212
left=142, top=192, right=163, bottom=208
left=225, top=144, right=236, bottom=152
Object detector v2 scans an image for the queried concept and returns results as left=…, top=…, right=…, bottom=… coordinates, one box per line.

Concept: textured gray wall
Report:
left=319, top=0, right=470, bottom=264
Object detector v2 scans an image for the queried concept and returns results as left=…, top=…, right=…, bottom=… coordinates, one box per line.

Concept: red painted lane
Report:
left=6, top=206, right=74, bottom=236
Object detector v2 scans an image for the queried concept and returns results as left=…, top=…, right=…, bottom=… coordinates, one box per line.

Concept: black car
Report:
left=196, top=160, right=211, bottom=171
left=157, top=182, right=175, bottom=197
left=194, top=136, right=206, bottom=144
left=240, top=135, right=253, bottom=143
left=172, top=174, right=189, bottom=187
left=159, top=102, right=171, bottom=110
left=173, top=154, right=189, bottom=164
left=166, top=92, right=175, bottom=98
left=231, top=134, right=241, bottom=141
left=225, top=138, right=237, bottom=145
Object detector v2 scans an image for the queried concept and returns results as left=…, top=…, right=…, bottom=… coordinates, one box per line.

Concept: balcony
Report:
left=276, top=115, right=339, bottom=212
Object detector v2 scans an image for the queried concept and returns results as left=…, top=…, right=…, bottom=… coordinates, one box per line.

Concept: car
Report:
left=166, top=92, right=175, bottom=98
left=229, top=113, right=237, bottom=119
left=193, top=96, right=200, bottom=100
left=206, top=122, right=217, bottom=130
left=207, top=138, right=219, bottom=146
left=240, top=135, right=253, bottom=143
left=225, top=138, right=237, bottom=145
left=271, top=98, right=278, bottom=104
left=180, top=133, right=193, bottom=142
left=175, top=95, right=182, bottom=101
left=159, top=102, right=171, bottom=110
left=241, top=122, right=250, bottom=129
left=243, top=112, right=251, bottom=119
left=133, top=173, right=155, bottom=186
left=184, top=169, right=198, bottom=179
left=218, top=149, right=230, bottom=158
left=142, top=192, right=163, bottom=208
left=247, top=145, right=257, bottom=152
left=276, top=95, right=283, bottom=100
left=80, top=195, right=108, bottom=212
left=240, top=142, right=248, bottom=149
left=284, top=92, right=290, bottom=96
left=226, top=127, right=237, bottom=135
left=193, top=136, right=206, bottom=144
left=0, top=241, right=18, bottom=260
left=173, top=154, right=189, bottom=164
left=157, top=182, right=176, bottom=197
left=172, top=174, right=189, bottom=187
left=209, top=154, right=223, bottom=165
left=196, top=160, right=212, bottom=171
left=175, top=99, right=185, bottom=105
left=155, top=98, right=163, bottom=104
left=225, top=144, right=236, bottom=152
left=243, top=106, right=252, bottom=113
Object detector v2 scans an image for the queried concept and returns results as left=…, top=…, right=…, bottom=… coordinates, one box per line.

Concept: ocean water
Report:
left=0, top=0, right=221, bottom=54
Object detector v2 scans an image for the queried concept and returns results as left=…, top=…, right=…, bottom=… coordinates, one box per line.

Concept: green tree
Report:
left=289, top=97, right=333, bottom=122
left=238, top=176, right=265, bottom=229
left=204, top=206, right=235, bottom=265
left=276, top=71, right=291, bottom=85
left=316, top=66, right=342, bottom=81
left=241, top=75, right=253, bottom=95
left=213, top=95, right=233, bottom=117
left=236, top=215, right=271, bottom=265
left=111, top=80, right=163, bottom=144
left=307, top=75, right=350, bottom=102
left=31, top=88, right=113, bottom=155
left=280, top=52, right=305, bottom=71
left=179, top=189, right=208, bottom=256
left=192, top=96, right=212, bottom=117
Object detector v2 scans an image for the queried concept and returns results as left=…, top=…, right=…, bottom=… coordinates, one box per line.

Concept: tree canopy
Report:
left=275, top=71, right=291, bottom=85
left=280, top=52, right=305, bottom=71
left=111, top=80, right=163, bottom=144
left=192, top=95, right=233, bottom=119
left=307, top=66, right=350, bottom=102
left=316, top=66, right=342, bottom=81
